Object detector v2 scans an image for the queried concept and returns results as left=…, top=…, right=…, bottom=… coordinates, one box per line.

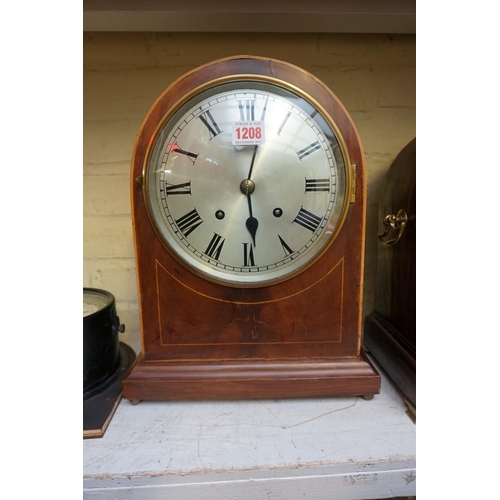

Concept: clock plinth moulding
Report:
left=122, top=55, right=380, bottom=401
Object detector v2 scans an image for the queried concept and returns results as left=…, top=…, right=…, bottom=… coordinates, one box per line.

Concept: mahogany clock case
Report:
left=364, top=138, right=416, bottom=408
left=122, top=56, right=381, bottom=401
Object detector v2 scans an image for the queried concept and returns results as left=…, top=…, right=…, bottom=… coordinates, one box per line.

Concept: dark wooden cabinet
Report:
left=364, top=138, right=416, bottom=408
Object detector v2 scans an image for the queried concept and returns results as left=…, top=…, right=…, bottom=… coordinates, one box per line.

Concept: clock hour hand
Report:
left=241, top=179, right=258, bottom=246
left=242, top=136, right=264, bottom=246
left=246, top=216, right=258, bottom=247
left=246, top=194, right=258, bottom=247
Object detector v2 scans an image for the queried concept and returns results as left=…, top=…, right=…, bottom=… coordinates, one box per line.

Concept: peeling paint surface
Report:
left=84, top=357, right=415, bottom=499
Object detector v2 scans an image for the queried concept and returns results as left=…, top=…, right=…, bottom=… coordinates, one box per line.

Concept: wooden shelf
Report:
left=83, top=0, right=416, bottom=33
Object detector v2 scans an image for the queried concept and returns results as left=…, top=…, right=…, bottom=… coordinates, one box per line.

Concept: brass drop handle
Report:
left=378, top=209, right=408, bottom=246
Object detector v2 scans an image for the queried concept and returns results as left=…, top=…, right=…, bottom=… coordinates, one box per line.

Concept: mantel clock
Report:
left=122, top=55, right=380, bottom=401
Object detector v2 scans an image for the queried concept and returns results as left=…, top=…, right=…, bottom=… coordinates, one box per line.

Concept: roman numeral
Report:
left=165, top=181, right=191, bottom=196
left=198, top=110, right=222, bottom=140
left=260, top=96, right=269, bottom=121
left=171, top=144, right=198, bottom=164
left=204, top=233, right=225, bottom=260
left=305, top=178, right=330, bottom=192
left=243, top=242, right=255, bottom=267
left=238, top=100, right=255, bottom=121
left=175, top=208, right=203, bottom=236
left=297, top=140, right=321, bottom=160
left=278, top=235, right=294, bottom=257
left=293, top=207, right=322, bottom=232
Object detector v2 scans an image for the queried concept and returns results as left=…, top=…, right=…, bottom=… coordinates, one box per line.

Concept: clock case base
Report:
left=122, top=353, right=380, bottom=401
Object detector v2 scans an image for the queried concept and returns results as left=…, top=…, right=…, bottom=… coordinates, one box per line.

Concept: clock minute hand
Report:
left=247, top=144, right=258, bottom=180
left=246, top=95, right=268, bottom=180
left=240, top=176, right=258, bottom=247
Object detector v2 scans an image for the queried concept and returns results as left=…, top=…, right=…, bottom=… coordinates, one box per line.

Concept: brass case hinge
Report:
left=350, top=164, right=357, bottom=203
left=135, top=176, right=144, bottom=185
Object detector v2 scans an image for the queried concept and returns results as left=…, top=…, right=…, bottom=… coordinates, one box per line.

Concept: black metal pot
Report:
left=83, top=288, right=125, bottom=399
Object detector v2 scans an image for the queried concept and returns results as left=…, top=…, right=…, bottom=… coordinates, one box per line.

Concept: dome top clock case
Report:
left=123, top=55, right=380, bottom=401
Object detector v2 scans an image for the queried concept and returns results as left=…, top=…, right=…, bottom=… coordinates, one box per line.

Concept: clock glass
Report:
left=83, top=289, right=111, bottom=317
left=144, top=79, right=351, bottom=287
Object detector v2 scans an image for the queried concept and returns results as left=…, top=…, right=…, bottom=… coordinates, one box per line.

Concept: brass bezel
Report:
left=141, top=64, right=353, bottom=289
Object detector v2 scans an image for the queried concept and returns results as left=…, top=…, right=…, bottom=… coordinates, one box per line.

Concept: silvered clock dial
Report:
left=144, top=80, right=351, bottom=287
